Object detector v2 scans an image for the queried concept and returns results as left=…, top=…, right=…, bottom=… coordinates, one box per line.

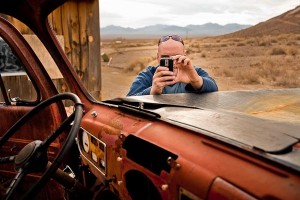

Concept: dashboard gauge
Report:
left=82, top=131, right=90, bottom=153
left=78, top=128, right=107, bottom=175
left=100, top=159, right=105, bottom=169
left=91, top=152, right=98, bottom=163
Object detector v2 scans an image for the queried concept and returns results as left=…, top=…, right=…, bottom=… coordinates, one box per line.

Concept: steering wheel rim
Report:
left=0, top=92, right=83, bottom=200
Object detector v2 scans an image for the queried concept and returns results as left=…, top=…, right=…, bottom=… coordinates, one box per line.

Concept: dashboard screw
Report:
left=161, top=184, right=168, bottom=191
left=91, top=111, right=97, bottom=118
left=117, top=157, right=123, bottom=162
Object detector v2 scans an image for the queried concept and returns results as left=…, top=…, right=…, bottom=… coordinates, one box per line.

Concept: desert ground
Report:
left=100, top=34, right=300, bottom=100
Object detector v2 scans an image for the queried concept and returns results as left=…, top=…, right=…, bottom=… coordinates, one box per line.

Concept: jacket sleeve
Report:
left=126, top=66, right=155, bottom=96
left=185, top=67, right=218, bottom=93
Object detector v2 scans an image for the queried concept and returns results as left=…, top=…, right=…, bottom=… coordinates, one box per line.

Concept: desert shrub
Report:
left=189, top=47, right=202, bottom=54
left=273, top=75, right=300, bottom=87
left=256, top=36, right=273, bottom=46
left=185, top=48, right=193, bottom=54
left=258, top=41, right=269, bottom=46
left=224, top=50, right=244, bottom=57
left=257, top=58, right=300, bottom=87
left=235, top=69, right=260, bottom=84
left=288, top=47, right=298, bottom=56
left=258, top=38, right=272, bottom=46
left=270, top=47, right=286, bottom=55
left=277, top=35, right=288, bottom=41
left=260, top=59, right=283, bottom=77
left=213, top=67, right=233, bottom=77
left=287, top=41, right=298, bottom=46
left=246, top=39, right=255, bottom=45
left=237, top=43, right=245, bottom=46
left=101, top=53, right=110, bottom=62
left=125, top=57, right=155, bottom=74
left=270, top=39, right=277, bottom=43
left=112, top=44, right=124, bottom=54
left=190, top=42, right=200, bottom=48
left=285, top=56, right=294, bottom=63
left=244, top=74, right=260, bottom=84
left=232, top=38, right=241, bottom=42
left=126, top=60, right=145, bottom=73
left=296, top=35, right=300, bottom=40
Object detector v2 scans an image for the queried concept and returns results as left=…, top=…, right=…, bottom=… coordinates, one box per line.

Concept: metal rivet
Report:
left=139, top=102, right=144, bottom=109
left=117, top=157, right=123, bottom=162
left=161, top=184, right=168, bottom=191
left=91, top=111, right=97, bottom=118
left=167, top=157, right=181, bottom=169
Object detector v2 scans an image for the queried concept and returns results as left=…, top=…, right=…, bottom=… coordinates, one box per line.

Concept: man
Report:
left=127, top=35, right=218, bottom=96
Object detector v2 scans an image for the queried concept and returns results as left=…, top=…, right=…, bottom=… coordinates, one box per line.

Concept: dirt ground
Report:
left=100, top=45, right=157, bottom=100
left=100, top=36, right=300, bottom=100
left=101, top=66, right=137, bottom=99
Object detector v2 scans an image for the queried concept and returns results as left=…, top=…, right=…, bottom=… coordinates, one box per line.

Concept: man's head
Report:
left=158, top=35, right=184, bottom=46
left=157, top=35, right=185, bottom=60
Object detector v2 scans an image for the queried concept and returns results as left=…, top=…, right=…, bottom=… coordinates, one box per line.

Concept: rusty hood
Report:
left=121, top=88, right=300, bottom=171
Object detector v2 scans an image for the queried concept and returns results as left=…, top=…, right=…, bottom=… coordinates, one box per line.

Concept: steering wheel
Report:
left=0, top=92, right=84, bottom=200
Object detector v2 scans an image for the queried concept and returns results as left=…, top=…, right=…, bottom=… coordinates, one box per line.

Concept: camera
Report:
left=160, top=57, right=173, bottom=72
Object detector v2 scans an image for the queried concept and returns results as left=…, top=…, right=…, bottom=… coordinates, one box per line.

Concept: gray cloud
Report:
left=100, top=0, right=299, bottom=27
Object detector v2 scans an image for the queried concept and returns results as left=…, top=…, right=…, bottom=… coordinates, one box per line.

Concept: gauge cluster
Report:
left=77, top=128, right=106, bottom=175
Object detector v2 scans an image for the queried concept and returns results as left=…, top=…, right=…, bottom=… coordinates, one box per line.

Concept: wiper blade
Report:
left=118, top=103, right=161, bottom=119
left=105, top=97, right=201, bottom=110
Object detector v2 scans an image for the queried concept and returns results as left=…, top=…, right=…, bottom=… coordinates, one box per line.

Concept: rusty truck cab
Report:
left=0, top=0, right=299, bottom=200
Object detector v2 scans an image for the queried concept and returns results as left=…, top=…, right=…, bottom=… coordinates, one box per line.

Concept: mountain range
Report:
left=100, top=23, right=251, bottom=39
left=101, top=5, right=300, bottom=39
left=224, top=5, right=300, bottom=37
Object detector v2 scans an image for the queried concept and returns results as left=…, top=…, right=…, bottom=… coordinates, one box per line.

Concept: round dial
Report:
left=82, top=131, right=90, bottom=153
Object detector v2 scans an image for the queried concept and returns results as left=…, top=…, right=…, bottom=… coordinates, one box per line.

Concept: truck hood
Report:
left=121, top=89, right=300, bottom=171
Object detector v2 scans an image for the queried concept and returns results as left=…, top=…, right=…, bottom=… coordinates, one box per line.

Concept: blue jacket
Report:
left=127, top=66, right=218, bottom=96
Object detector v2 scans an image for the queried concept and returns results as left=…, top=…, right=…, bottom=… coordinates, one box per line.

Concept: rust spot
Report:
left=294, top=142, right=300, bottom=149
left=102, top=124, right=121, bottom=135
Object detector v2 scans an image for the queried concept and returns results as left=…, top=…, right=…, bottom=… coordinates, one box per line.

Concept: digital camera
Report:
left=160, top=57, right=173, bottom=72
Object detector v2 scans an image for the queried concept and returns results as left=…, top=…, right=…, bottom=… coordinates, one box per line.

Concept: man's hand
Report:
left=150, top=66, right=175, bottom=95
left=172, top=55, right=203, bottom=90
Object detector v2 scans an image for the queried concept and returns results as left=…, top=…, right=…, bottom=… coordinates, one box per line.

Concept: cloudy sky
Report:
left=100, top=0, right=299, bottom=28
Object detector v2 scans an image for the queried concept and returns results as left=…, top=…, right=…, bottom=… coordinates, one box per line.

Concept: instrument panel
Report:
left=76, top=127, right=106, bottom=175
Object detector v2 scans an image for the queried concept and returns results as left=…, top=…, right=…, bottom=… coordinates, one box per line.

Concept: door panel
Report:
left=0, top=16, right=69, bottom=199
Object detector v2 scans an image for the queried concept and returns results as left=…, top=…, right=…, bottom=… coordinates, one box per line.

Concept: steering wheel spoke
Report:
left=0, top=93, right=84, bottom=200
left=3, top=167, right=28, bottom=200
left=41, top=112, right=75, bottom=149
left=0, top=156, right=15, bottom=164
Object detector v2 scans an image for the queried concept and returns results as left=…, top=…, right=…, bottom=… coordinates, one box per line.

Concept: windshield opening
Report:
left=3, top=2, right=300, bottom=102
left=99, top=1, right=300, bottom=100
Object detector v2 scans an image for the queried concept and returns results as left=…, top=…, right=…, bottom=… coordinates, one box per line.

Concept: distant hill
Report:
left=100, top=23, right=251, bottom=39
left=224, top=5, right=300, bottom=37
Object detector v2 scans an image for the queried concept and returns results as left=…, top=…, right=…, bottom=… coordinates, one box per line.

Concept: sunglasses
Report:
left=158, top=35, right=184, bottom=46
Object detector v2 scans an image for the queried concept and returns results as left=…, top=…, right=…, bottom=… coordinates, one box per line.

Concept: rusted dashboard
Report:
left=74, top=103, right=300, bottom=200
left=77, top=105, right=210, bottom=200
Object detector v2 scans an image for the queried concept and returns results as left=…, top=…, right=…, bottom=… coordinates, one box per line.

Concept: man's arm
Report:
left=185, top=67, right=218, bottom=93
left=126, top=66, right=155, bottom=96
left=171, top=55, right=217, bottom=93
